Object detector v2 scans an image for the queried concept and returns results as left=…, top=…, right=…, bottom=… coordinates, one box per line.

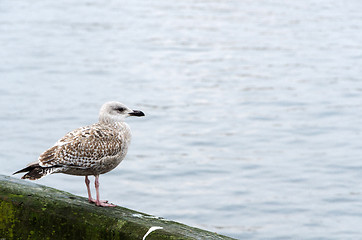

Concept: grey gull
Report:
left=14, top=101, right=145, bottom=207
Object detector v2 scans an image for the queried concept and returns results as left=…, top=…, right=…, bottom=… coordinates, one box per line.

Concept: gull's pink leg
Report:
left=94, top=175, right=115, bottom=207
left=85, top=176, right=95, bottom=203
left=85, top=176, right=110, bottom=205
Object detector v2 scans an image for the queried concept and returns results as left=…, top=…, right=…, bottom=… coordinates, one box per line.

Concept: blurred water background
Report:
left=1, top=1, right=362, bottom=239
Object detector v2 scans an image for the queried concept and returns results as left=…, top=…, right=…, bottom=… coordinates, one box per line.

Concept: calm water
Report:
left=1, top=1, right=362, bottom=239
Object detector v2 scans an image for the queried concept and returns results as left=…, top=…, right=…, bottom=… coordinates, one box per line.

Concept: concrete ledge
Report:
left=0, top=175, right=235, bottom=240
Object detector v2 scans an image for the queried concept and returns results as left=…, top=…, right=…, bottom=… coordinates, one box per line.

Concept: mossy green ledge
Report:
left=0, top=175, right=235, bottom=240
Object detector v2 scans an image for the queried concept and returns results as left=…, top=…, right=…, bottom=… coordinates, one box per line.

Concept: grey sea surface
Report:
left=1, top=1, right=362, bottom=239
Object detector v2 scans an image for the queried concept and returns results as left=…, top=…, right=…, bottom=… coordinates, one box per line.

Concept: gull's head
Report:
left=99, top=101, right=145, bottom=123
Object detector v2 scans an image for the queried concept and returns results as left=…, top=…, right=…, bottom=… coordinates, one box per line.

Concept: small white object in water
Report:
left=143, top=226, right=163, bottom=240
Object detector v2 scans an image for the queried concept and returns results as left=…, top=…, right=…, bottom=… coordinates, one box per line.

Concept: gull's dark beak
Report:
left=129, top=110, right=145, bottom=117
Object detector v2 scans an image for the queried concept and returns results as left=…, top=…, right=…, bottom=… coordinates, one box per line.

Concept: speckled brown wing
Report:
left=38, top=123, right=123, bottom=169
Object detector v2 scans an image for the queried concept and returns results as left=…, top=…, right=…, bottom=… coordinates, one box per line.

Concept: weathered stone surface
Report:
left=0, top=175, right=235, bottom=240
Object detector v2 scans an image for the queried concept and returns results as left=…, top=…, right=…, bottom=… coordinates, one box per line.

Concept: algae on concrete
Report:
left=0, top=175, right=235, bottom=240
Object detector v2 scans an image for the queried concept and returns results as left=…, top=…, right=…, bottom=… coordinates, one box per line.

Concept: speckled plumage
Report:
left=38, top=121, right=131, bottom=176
left=14, top=101, right=145, bottom=207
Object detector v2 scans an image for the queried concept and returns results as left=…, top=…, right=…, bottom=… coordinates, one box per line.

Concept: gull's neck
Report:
left=99, top=115, right=124, bottom=126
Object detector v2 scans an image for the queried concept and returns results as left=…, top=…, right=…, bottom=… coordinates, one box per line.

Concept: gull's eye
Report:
left=114, top=106, right=126, bottom=113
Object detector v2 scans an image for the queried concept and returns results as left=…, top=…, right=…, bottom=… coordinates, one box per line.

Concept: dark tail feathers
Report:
left=13, top=164, right=52, bottom=180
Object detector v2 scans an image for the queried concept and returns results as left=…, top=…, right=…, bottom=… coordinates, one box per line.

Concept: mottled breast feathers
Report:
left=38, top=123, right=124, bottom=169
